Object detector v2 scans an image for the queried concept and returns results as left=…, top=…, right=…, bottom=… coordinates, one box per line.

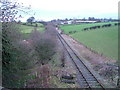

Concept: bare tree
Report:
left=1, top=0, right=31, bottom=22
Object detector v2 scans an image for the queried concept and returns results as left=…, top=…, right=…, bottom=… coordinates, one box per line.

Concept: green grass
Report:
left=60, top=22, right=118, bottom=60
left=20, top=23, right=45, bottom=34
left=60, top=22, right=117, bottom=34
left=18, top=23, right=45, bottom=39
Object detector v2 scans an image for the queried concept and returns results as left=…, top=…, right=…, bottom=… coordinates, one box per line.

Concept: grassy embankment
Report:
left=60, top=22, right=118, bottom=60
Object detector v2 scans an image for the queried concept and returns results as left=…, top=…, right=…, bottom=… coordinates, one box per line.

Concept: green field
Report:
left=60, top=22, right=118, bottom=60
left=60, top=22, right=117, bottom=34
left=20, top=23, right=45, bottom=33
left=18, top=23, right=45, bottom=39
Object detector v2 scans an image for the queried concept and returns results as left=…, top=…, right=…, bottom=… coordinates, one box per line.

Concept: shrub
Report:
left=22, top=23, right=26, bottom=25
left=30, top=29, right=57, bottom=65
left=2, top=22, right=34, bottom=88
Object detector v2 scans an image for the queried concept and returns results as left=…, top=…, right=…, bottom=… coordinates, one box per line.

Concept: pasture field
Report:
left=20, top=23, right=45, bottom=33
left=60, top=22, right=117, bottom=34
left=60, top=22, right=118, bottom=60
left=19, top=23, right=45, bottom=39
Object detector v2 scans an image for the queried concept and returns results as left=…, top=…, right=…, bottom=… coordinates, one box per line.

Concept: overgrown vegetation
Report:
left=30, top=29, right=57, bottom=65
left=2, top=22, right=58, bottom=88
left=1, top=0, right=32, bottom=87
left=1, top=0, right=57, bottom=88
left=2, top=22, right=32, bottom=88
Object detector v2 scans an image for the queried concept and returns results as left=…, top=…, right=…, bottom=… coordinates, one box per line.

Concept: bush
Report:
left=22, top=23, right=26, bottom=25
left=30, top=29, right=57, bottom=65
left=2, top=22, right=57, bottom=88
left=2, top=22, right=34, bottom=88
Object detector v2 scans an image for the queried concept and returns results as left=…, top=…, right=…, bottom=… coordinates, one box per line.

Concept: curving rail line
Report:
left=57, top=31, right=105, bottom=89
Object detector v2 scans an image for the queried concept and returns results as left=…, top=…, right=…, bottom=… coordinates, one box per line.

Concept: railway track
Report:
left=57, top=31, right=105, bottom=89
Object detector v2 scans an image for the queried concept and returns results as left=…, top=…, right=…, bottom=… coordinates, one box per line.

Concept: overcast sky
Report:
left=16, top=0, right=119, bottom=21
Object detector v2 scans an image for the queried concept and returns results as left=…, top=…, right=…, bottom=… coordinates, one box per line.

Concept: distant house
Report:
left=60, top=20, right=98, bottom=25
left=60, top=20, right=72, bottom=24
left=74, top=20, right=97, bottom=23
left=67, top=21, right=72, bottom=24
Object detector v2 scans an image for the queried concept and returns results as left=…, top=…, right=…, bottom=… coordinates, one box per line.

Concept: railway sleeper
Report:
left=61, top=80, right=75, bottom=84
left=77, top=67, right=91, bottom=72
left=84, top=77, right=96, bottom=80
left=77, top=78, right=86, bottom=82
left=89, top=83, right=101, bottom=87
left=88, top=83, right=100, bottom=87
left=86, top=83, right=98, bottom=86
left=78, top=75, right=96, bottom=81
left=80, top=85, right=89, bottom=88
left=80, top=80, right=88, bottom=83
left=80, top=74, right=94, bottom=77
left=81, top=80, right=97, bottom=83
left=61, top=75, right=75, bottom=80
left=82, top=76, right=95, bottom=79
left=90, top=85, right=102, bottom=88
left=77, top=67, right=92, bottom=73
left=85, top=79, right=96, bottom=81
left=80, top=81, right=98, bottom=86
